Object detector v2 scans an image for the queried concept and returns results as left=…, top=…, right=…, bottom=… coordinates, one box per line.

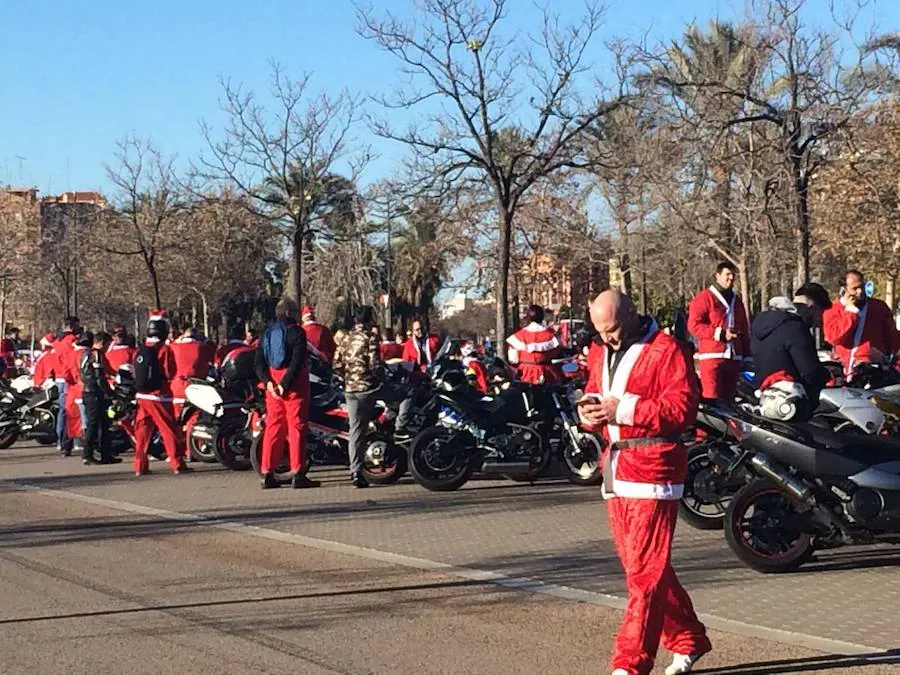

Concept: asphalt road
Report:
left=1, top=459, right=898, bottom=674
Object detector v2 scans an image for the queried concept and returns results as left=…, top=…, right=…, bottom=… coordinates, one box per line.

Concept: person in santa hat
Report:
left=823, top=269, right=899, bottom=379
left=170, top=326, right=216, bottom=417
left=301, top=305, right=336, bottom=364
left=505, top=305, right=563, bottom=384
left=132, top=310, right=189, bottom=476
left=32, top=333, right=57, bottom=388
left=580, top=290, right=710, bottom=675
left=687, top=261, right=750, bottom=402
left=401, top=320, right=441, bottom=372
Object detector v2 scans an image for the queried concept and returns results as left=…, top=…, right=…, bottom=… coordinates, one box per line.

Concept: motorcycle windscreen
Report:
left=184, top=383, right=224, bottom=415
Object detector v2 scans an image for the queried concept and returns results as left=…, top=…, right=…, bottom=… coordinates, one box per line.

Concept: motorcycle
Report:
left=408, top=340, right=556, bottom=491
left=0, top=377, right=58, bottom=448
left=248, top=354, right=410, bottom=485
left=707, top=403, right=900, bottom=573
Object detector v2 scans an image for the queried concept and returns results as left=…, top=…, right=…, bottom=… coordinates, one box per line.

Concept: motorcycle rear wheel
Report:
left=559, top=430, right=603, bottom=486
left=724, top=478, right=814, bottom=573
left=184, top=412, right=218, bottom=464
left=212, top=420, right=252, bottom=471
left=249, top=428, right=311, bottom=484
left=409, top=427, right=477, bottom=492
left=679, top=443, right=736, bottom=530
left=362, top=434, right=407, bottom=485
left=0, top=426, right=19, bottom=449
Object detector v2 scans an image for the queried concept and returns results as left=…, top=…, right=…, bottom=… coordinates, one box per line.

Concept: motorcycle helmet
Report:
left=437, top=369, right=469, bottom=393
left=759, top=380, right=809, bottom=422
left=220, top=348, right=256, bottom=386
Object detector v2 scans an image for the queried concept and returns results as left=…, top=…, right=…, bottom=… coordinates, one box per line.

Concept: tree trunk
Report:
left=757, top=251, right=769, bottom=314
left=0, top=279, right=6, bottom=339
left=495, top=206, right=513, bottom=359
left=290, top=222, right=304, bottom=303
left=791, top=147, right=810, bottom=287
left=147, top=262, right=162, bottom=310
left=738, top=257, right=751, bottom=326
left=886, top=275, right=896, bottom=314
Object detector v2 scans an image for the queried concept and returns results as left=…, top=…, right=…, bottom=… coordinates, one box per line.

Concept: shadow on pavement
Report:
left=695, top=650, right=900, bottom=673
left=0, top=578, right=489, bottom=626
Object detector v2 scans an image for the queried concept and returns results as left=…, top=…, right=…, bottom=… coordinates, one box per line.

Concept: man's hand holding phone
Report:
left=577, top=393, right=620, bottom=425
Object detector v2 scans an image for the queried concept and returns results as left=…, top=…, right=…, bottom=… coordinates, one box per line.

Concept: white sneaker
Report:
left=611, top=670, right=630, bottom=675
left=665, top=652, right=706, bottom=675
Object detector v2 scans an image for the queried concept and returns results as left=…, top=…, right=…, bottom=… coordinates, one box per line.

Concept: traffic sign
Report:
left=865, top=280, right=874, bottom=297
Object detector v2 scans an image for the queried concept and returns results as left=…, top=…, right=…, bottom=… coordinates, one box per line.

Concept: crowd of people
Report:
left=11, top=261, right=895, bottom=675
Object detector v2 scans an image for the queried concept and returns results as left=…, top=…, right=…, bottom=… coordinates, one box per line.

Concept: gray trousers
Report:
left=344, top=389, right=378, bottom=475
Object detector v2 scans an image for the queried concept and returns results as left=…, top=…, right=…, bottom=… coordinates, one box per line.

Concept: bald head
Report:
left=590, top=290, right=639, bottom=351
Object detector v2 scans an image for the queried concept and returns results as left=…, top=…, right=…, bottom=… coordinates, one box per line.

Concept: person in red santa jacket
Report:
left=505, top=305, right=563, bottom=384
left=687, top=261, right=750, bottom=402
left=823, top=269, right=899, bottom=378
left=63, top=332, right=92, bottom=456
left=105, top=327, right=137, bottom=380
left=215, top=324, right=246, bottom=367
left=461, top=343, right=490, bottom=393
left=132, top=312, right=189, bottom=476
left=379, top=328, right=405, bottom=362
left=580, top=290, right=710, bottom=675
left=32, top=333, right=57, bottom=387
left=402, top=320, right=441, bottom=372
left=301, top=306, right=337, bottom=364
left=170, top=326, right=216, bottom=416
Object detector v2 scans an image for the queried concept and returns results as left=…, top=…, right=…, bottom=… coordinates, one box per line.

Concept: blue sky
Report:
left=3, top=0, right=893, bottom=197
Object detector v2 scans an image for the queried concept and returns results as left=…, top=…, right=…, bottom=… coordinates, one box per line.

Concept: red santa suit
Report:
left=133, top=338, right=186, bottom=474
left=462, top=356, right=490, bottom=393
left=506, top=322, right=563, bottom=384
left=0, top=337, right=17, bottom=372
left=63, top=344, right=89, bottom=441
left=823, top=297, right=898, bottom=378
left=170, top=337, right=216, bottom=416
left=380, top=341, right=404, bottom=362
left=32, top=334, right=57, bottom=387
left=688, top=286, right=750, bottom=401
left=585, top=319, right=710, bottom=675
left=302, top=320, right=337, bottom=364
left=402, top=335, right=442, bottom=371
left=105, top=343, right=137, bottom=382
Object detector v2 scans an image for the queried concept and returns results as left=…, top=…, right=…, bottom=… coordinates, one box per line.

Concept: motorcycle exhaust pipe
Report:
left=749, top=453, right=812, bottom=503
left=481, top=461, right=533, bottom=474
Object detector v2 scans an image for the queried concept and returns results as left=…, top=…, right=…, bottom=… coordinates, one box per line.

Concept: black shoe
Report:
left=82, top=456, right=99, bottom=466
left=261, top=472, right=280, bottom=489
left=394, top=429, right=413, bottom=442
left=59, top=448, right=71, bottom=458
left=99, top=457, right=123, bottom=465
left=351, top=473, right=369, bottom=489
left=292, top=474, right=321, bottom=489
left=173, top=465, right=194, bottom=475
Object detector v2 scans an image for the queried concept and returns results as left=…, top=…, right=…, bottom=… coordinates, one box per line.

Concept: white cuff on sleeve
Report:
left=844, top=304, right=860, bottom=314
left=714, top=326, right=723, bottom=341
left=616, top=393, right=640, bottom=426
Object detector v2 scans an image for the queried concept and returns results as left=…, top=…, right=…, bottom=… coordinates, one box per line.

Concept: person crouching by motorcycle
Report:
left=133, top=313, right=189, bottom=476
left=254, top=297, right=319, bottom=490
left=333, top=305, right=386, bottom=488
left=751, top=296, right=830, bottom=423
left=79, top=332, right=121, bottom=466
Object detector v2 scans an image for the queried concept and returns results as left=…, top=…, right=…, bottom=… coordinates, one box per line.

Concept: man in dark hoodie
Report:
left=751, top=296, right=830, bottom=418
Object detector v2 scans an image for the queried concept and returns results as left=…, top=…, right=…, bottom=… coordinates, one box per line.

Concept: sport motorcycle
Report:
left=0, top=376, right=58, bottom=448
left=704, top=403, right=900, bottom=573
left=248, top=354, right=411, bottom=485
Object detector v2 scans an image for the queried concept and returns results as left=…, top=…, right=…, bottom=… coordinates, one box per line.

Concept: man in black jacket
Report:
left=255, top=297, right=319, bottom=490
left=751, top=297, right=830, bottom=417
left=80, top=331, right=121, bottom=466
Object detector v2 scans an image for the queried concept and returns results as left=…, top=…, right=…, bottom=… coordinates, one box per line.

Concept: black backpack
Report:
left=134, top=344, right=163, bottom=393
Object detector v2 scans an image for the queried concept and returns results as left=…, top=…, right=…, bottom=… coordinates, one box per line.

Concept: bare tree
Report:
left=102, top=136, right=187, bottom=309
left=357, top=0, right=616, bottom=355
left=197, top=63, right=368, bottom=302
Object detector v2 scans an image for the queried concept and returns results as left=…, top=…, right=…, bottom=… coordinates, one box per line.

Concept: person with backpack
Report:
left=79, top=331, right=121, bottom=466
left=132, top=312, right=189, bottom=476
left=254, top=297, right=319, bottom=490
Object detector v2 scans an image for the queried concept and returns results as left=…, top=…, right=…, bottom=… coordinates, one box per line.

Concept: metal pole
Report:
left=386, top=216, right=392, bottom=329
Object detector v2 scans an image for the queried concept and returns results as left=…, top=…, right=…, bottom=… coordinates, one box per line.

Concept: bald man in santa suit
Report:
left=580, top=290, right=710, bottom=675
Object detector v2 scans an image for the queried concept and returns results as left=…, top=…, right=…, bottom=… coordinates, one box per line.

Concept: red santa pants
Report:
left=260, top=375, right=309, bottom=474
left=608, top=498, right=710, bottom=675
left=698, top=359, right=740, bottom=402
left=133, top=398, right=185, bottom=473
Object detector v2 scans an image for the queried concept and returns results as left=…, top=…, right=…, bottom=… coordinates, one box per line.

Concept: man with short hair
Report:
left=688, top=261, right=750, bottom=402
left=170, top=326, right=216, bottom=416
left=823, top=269, right=898, bottom=377
left=79, top=331, right=121, bottom=466
left=302, top=306, right=337, bottom=364
left=105, top=326, right=137, bottom=383
left=581, top=290, right=710, bottom=675
left=255, top=298, right=317, bottom=489
left=53, top=317, right=80, bottom=456
left=506, top=304, right=563, bottom=384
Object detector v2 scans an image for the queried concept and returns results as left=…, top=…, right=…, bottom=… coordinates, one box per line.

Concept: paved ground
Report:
left=1, top=442, right=899, bottom=674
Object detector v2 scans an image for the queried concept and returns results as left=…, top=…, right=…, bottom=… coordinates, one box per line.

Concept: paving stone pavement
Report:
left=3, top=443, right=900, bottom=652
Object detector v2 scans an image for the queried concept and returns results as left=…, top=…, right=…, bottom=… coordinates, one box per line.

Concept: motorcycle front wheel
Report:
left=32, top=410, right=58, bottom=445
left=0, top=424, right=20, bottom=449
left=724, top=478, right=814, bottom=573
left=408, top=427, right=477, bottom=492
left=212, top=419, right=253, bottom=471
left=679, top=443, right=739, bottom=530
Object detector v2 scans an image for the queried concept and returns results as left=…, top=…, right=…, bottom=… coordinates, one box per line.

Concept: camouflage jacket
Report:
left=333, top=327, right=382, bottom=393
